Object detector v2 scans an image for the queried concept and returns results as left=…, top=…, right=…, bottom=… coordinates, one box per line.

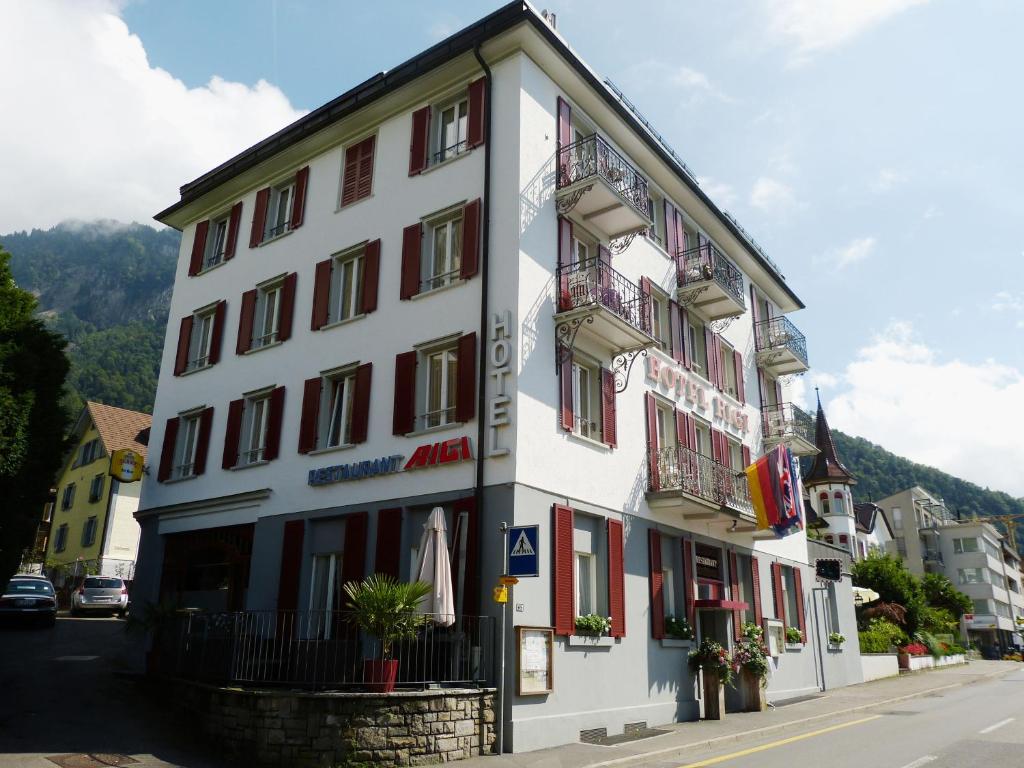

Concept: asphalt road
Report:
left=635, top=667, right=1024, bottom=768
left=0, top=615, right=226, bottom=768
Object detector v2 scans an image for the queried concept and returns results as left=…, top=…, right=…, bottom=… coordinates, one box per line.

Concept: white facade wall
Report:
left=101, top=479, right=141, bottom=563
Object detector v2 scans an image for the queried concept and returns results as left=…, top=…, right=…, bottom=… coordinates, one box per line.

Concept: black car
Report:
left=0, top=576, right=58, bottom=627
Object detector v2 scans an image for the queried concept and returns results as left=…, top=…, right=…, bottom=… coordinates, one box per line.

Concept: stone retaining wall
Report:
left=169, top=679, right=497, bottom=766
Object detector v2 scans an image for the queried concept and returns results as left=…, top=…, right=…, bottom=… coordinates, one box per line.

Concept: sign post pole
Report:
left=498, top=522, right=509, bottom=755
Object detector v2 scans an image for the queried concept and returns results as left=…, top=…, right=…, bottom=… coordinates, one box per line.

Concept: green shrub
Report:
left=858, top=617, right=906, bottom=653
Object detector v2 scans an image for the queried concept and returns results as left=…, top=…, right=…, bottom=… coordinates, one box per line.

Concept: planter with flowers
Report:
left=662, top=616, right=695, bottom=648
left=570, top=614, right=614, bottom=647
left=688, top=638, right=733, bottom=720
left=785, top=626, right=804, bottom=649
left=828, top=632, right=846, bottom=651
left=732, top=623, right=769, bottom=712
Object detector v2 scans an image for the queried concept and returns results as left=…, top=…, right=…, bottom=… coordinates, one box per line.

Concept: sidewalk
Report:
left=460, top=661, right=1020, bottom=768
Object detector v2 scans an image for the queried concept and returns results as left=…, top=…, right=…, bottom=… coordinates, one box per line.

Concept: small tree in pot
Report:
left=343, top=574, right=432, bottom=692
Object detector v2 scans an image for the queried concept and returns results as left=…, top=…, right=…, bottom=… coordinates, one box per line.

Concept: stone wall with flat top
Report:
left=170, top=679, right=497, bottom=766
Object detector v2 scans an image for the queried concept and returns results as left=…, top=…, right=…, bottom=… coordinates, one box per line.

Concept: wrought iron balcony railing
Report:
left=650, top=444, right=754, bottom=516
left=676, top=242, right=745, bottom=308
left=761, top=402, right=814, bottom=446
left=557, top=259, right=651, bottom=336
left=754, top=316, right=808, bottom=368
left=557, top=133, right=649, bottom=215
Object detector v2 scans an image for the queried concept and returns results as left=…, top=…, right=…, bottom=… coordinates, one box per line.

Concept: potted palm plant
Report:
left=343, top=574, right=432, bottom=692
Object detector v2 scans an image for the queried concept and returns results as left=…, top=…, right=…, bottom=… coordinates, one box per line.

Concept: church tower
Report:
left=804, top=392, right=858, bottom=556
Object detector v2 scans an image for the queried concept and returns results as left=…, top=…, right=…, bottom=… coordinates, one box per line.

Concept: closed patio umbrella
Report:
left=414, top=507, right=456, bottom=627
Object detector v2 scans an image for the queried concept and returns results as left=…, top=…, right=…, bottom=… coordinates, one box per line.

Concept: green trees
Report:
left=0, top=246, right=71, bottom=583
left=851, top=553, right=925, bottom=633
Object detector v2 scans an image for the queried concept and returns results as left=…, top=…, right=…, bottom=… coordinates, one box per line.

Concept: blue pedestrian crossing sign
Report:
left=507, top=525, right=539, bottom=577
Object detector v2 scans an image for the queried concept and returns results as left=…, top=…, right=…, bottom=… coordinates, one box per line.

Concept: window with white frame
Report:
left=650, top=289, right=671, bottom=351
left=995, top=600, right=1012, bottom=619
left=661, top=535, right=679, bottom=618
left=253, top=280, right=283, bottom=349
left=571, top=359, right=602, bottom=441
left=727, top=438, right=743, bottom=470
left=78, top=438, right=101, bottom=467
left=687, top=316, right=707, bottom=377
left=265, top=180, right=295, bottom=240
left=309, top=551, right=344, bottom=638
left=241, top=391, right=272, bottom=465
left=655, top=400, right=678, bottom=483
left=973, top=598, right=993, bottom=615
left=434, top=96, right=469, bottom=163
left=734, top=554, right=754, bottom=627
left=54, top=524, right=68, bottom=552
left=61, top=483, right=76, bottom=510
left=573, top=513, right=606, bottom=620
left=188, top=305, right=217, bottom=370
left=204, top=213, right=230, bottom=269
left=953, top=537, right=980, bottom=554
left=174, top=411, right=202, bottom=479
left=423, top=210, right=463, bottom=292
left=423, top=344, right=458, bottom=429
left=646, top=192, right=666, bottom=247
left=88, top=473, right=104, bottom=503
left=81, top=516, right=98, bottom=547
left=329, top=248, right=365, bottom=324
left=322, top=368, right=357, bottom=449
left=782, top=566, right=800, bottom=630
left=719, top=340, right=738, bottom=399
left=575, top=551, right=596, bottom=617
left=693, top=420, right=710, bottom=457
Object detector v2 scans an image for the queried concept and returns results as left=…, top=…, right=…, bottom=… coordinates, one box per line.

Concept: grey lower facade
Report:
left=132, top=481, right=863, bottom=754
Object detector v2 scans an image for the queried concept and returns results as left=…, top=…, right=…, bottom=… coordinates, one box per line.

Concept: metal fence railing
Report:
left=754, top=316, right=809, bottom=368
left=157, top=610, right=495, bottom=691
left=650, top=444, right=753, bottom=517
left=675, top=242, right=745, bottom=309
left=557, top=133, right=649, bottom=214
left=762, top=402, right=815, bottom=446
left=557, top=259, right=651, bottom=336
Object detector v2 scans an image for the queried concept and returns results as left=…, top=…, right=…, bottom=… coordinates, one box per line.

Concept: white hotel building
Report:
left=134, top=2, right=861, bottom=752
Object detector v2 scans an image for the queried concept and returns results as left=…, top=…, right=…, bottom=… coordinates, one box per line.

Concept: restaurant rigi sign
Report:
left=307, top=437, right=473, bottom=487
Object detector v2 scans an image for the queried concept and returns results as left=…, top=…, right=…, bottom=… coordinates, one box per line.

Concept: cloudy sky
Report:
left=4, top=0, right=1024, bottom=495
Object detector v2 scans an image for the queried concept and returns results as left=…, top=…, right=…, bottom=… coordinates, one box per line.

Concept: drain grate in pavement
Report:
left=47, top=754, right=139, bottom=768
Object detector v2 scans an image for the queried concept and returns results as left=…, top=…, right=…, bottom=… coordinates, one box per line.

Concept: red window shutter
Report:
left=250, top=187, right=270, bottom=248
left=188, top=220, right=209, bottom=276
left=681, top=538, right=695, bottom=627
left=750, top=283, right=760, bottom=325
left=453, top=496, right=480, bottom=613
left=236, top=289, right=257, bottom=354
left=194, top=407, right=214, bottom=476
left=455, top=332, right=477, bottom=423
left=297, top=376, right=322, bottom=454
left=311, top=258, right=332, bottom=330
left=277, top=519, right=305, bottom=612
left=290, top=166, right=309, bottom=230
left=793, top=567, right=806, bottom=642
left=341, top=141, right=363, bottom=206
left=645, top=392, right=660, bottom=490
left=680, top=307, right=691, bottom=369
left=556, top=97, right=572, bottom=185
left=408, top=106, right=431, bottom=175
left=751, top=556, right=763, bottom=625
left=400, top=223, right=422, bottom=300
left=600, top=367, right=617, bottom=448
left=669, top=298, right=683, bottom=363
left=775, top=378, right=784, bottom=407
left=674, top=210, right=686, bottom=259
left=173, top=316, right=193, bottom=376
left=360, top=239, right=381, bottom=314
left=350, top=362, right=372, bottom=444
left=734, top=349, right=745, bottom=404
left=392, top=351, right=417, bottom=435
left=648, top=529, right=665, bottom=639
left=467, top=77, right=486, bottom=148
left=374, top=512, right=401, bottom=577
left=664, top=200, right=677, bottom=257
left=157, top=417, right=179, bottom=482
left=224, top=201, right=243, bottom=260
left=356, top=136, right=375, bottom=201
left=552, top=504, right=575, bottom=635
left=607, top=518, right=625, bottom=637
left=263, top=386, right=286, bottom=461
left=730, top=551, right=742, bottom=641
left=640, top=276, right=653, bottom=335
left=704, top=326, right=717, bottom=387
left=742, top=445, right=751, bottom=468
left=557, top=217, right=573, bottom=309
left=222, top=398, right=244, bottom=469
left=710, top=428, right=722, bottom=464
left=341, top=511, right=369, bottom=587
left=374, top=508, right=403, bottom=578
left=771, top=562, right=785, bottom=622
left=674, top=409, right=689, bottom=449
left=559, top=346, right=573, bottom=431
left=460, top=198, right=481, bottom=280
left=208, top=301, right=226, bottom=365
left=277, top=272, right=297, bottom=342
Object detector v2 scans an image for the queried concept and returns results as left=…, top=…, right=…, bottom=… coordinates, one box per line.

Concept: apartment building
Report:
left=133, top=2, right=859, bottom=751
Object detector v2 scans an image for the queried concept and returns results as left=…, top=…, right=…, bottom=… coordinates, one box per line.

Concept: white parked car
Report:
left=71, top=576, right=129, bottom=617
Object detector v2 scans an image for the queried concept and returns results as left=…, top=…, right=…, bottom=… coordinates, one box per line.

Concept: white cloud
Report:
left=922, top=205, right=941, bottom=219
left=872, top=168, right=907, bottom=192
left=818, top=236, right=876, bottom=270
left=750, top=176, right=798, bottom=213
left=765, top=0, right=930, bottom=64
left=991, top=291, right=1024, bottom=314
left=822, top=321, right=1024, bottom=495
left=0, top=0, right=306, bottom=232
left=697, top=176, right=738, bottom=207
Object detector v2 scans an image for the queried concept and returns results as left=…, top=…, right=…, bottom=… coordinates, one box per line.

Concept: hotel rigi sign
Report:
left=645, top=355, right=749, bottom=434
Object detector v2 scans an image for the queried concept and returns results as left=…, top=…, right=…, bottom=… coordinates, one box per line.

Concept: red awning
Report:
left=694, top=599, right=749, bottom=611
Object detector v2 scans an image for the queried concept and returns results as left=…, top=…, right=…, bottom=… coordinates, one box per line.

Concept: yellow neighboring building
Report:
left=45, top=402, right=151, bottom=582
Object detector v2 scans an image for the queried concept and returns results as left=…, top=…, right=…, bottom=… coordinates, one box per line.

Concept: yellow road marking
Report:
left=677, top=715, right=882, bottom=767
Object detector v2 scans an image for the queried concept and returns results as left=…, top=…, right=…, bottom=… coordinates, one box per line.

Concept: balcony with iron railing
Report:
left=761, top=402, right=818, bottom=456
left=754, top=316, right=809, bottom=375
left=675, top=242, right=746, bottom=320
left=556, top=259, right=656, bottom=354
left=556, top=134, right=652, bottom=239
left=646, top=444, right=756, bottom=525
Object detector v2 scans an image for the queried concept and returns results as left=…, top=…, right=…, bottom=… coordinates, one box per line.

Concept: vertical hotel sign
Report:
left=488, top=310, right=513, bottom=456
